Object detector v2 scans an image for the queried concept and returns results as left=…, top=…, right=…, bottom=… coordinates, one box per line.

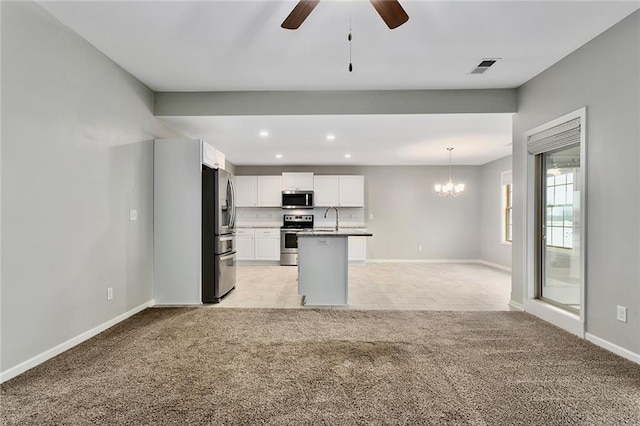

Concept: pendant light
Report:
left=435, top=147, right=465, bottom=197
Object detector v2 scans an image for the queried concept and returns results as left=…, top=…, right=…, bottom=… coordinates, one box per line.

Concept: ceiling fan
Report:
left=281, top=0, right=409, bottom=30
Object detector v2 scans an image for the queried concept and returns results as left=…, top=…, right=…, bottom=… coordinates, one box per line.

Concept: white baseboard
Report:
left=585, top=333, right=640, bottom=365
left=477, top=260, right=512, bottom=272
left=524, top=299, right=584, bottom=338
left=508, top=300, right=524, bottom=311
left=367, top=258, right=483, bottom=264
left=0, top=299, right=154, bottom=384
left=367, top=259, right=512, bottom=272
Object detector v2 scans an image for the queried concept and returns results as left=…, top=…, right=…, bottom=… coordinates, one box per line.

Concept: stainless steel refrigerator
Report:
left=201, top=166, right=236, bottom=303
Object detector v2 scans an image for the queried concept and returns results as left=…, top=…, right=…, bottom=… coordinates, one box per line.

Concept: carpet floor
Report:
left=2, top=308, right=639, bottom=425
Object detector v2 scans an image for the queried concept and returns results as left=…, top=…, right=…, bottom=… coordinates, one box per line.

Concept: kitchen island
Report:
left=297, top=230, right=373, bottom=306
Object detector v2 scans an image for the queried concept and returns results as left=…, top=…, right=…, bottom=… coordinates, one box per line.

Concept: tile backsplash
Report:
left=236, top=207, right=365, bottom=228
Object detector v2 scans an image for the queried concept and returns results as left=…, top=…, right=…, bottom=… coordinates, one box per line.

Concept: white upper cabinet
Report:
left=215, top=149, right=226, bottom=170
left=338, top=175, right=364, bottom=207
left=257, top=176, right=282, bottom=207
left=313, top=175, right=364, bottom=207
left=313, top=176, right=339, bottom=207
left=236, top=176, right=282, bottom=207
left=201, top=140, right=225, bottom=170
left=235, top=176, right=257, bottom=207
left=282, top=172, right=314, bottom=191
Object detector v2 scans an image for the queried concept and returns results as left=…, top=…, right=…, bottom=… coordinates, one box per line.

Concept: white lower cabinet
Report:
left=237, top=228, right=280, bottom=261
left=236, top=229, right=255, bottom=260
left=254, top=228, right=281, bottom=261
left=348, top=236, right=367, bottom=262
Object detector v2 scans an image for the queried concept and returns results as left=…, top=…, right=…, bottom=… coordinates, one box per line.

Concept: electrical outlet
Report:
left=616, top=305, right=627, bottom=323
left=129, top=209, right=137, bottom=221
left=418, top=245, right=423, bottom=252
left=107, top=287, right=114, bottom=301
left=318, top=239, right=328, bottom=246
left=369, top=213, right=374, bottom=220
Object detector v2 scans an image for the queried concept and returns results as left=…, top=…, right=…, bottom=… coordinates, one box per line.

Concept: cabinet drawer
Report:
left=255, top=228, right=280, bottom=238
left=236, top=228, right=255, bottom=237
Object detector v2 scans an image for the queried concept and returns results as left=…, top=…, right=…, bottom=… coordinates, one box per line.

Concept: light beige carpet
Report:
left=2, top=308, right=639, bottom=425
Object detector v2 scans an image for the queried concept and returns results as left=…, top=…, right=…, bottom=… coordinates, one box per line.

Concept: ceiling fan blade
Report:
left=281, top=0, right=321, bottom=30
left=369, top=0, right=409, bottom=29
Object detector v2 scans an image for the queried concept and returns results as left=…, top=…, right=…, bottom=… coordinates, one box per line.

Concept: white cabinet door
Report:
left=348, top=236, right=366, bottom=262
left=296, top=173, right=314, bottom=190
left=215, top=149, right=226, bottom=170
left=254, top=229, right=280, bottom=261
left=313, top=176, right=339, bottom=207
left=257, top=176, right=282, bottom=207
left=235, top=176, right=257, bottom=207
left=202, top=141, right=218, bottom=169
left=236, top=229, right=255, bottom=260
left=339, top=175, right=364, bottom=207
left=282, top=172, right=314, bottom=191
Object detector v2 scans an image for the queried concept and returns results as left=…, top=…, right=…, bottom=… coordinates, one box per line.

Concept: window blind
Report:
left=527, top=117, right=581, bottom=155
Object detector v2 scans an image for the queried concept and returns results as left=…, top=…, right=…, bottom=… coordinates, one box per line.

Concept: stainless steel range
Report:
left=280, top=214, right=314, bottom=266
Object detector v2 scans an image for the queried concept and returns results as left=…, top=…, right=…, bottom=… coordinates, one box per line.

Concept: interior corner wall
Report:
left=0, top=1, right=182, bottom=374
left=512, top=11, right=639, bottom=354
left=479, top=155, right=512, bottom=269
left=235, top=165, right=482, bottom=261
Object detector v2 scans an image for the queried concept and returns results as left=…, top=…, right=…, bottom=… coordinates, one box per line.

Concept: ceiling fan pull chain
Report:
left=348, top=31, right=353, bottom=72
left=348, top=1, right=353, bottom=72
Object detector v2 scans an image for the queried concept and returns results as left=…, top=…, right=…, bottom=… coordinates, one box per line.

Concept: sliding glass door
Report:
left=538, top=145, right=582, bottom=313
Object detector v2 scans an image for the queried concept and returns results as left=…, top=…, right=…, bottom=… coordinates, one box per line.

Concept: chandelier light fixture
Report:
left=435, top=147, right=465, bottom=197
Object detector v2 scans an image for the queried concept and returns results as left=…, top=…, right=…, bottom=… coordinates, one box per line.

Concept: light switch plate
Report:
left=129, top=209, right=137, bottom=221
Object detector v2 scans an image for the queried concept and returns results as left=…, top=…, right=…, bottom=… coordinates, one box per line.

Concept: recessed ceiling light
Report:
left=326, top=134, right=336, bottom=141
left=259, top=130, right=269, bottom=137
left=344, top=153, right=351, bottom=158
left=275, top=154, right=283, bottom=159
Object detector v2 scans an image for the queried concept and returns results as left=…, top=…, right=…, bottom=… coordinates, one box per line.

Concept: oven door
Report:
left=280, top=230, right=300, bottom=253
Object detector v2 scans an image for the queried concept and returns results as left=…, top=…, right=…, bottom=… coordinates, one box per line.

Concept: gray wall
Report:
left=480, top=155, right=512, bottom=269
left=236, top=165, right=482, bottom=260
left=512, top=11, right=639, bottom=353
left=155, top=89, right=517, bottom=116
left=1, top=2, right=182, bottom=372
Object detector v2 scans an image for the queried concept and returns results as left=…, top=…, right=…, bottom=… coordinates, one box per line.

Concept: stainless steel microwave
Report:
left=282, top=191, right=314, bottom=209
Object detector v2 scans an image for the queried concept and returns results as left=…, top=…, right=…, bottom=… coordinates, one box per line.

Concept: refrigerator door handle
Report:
left=219, top=235, right=234, bottom=242
left=219, top=253, right=235, bottom=261
left=229, top=178, right=236, bottom=228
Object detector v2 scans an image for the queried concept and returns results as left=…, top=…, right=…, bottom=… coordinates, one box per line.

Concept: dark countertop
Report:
left=297, top=230, right=373, bottom=237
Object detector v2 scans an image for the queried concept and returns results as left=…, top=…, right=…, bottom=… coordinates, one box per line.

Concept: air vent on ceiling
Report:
left=469, top=58, right=500, bottom=75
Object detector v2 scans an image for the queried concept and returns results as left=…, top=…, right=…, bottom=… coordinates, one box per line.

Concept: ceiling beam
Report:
left=154, top=89, right=516, bottom=117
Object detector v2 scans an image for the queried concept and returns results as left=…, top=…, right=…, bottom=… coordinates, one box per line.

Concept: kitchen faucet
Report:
left=324, top=206, right=339, bottom=231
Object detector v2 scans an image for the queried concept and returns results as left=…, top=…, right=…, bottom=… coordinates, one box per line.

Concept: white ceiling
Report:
left=39, top=1, right=639, bottom=165
left=161, top=113, right=513, bottom=165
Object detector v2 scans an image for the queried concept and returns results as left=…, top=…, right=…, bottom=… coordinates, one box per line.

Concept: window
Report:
left=545, top=170, right=574, bottom=249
